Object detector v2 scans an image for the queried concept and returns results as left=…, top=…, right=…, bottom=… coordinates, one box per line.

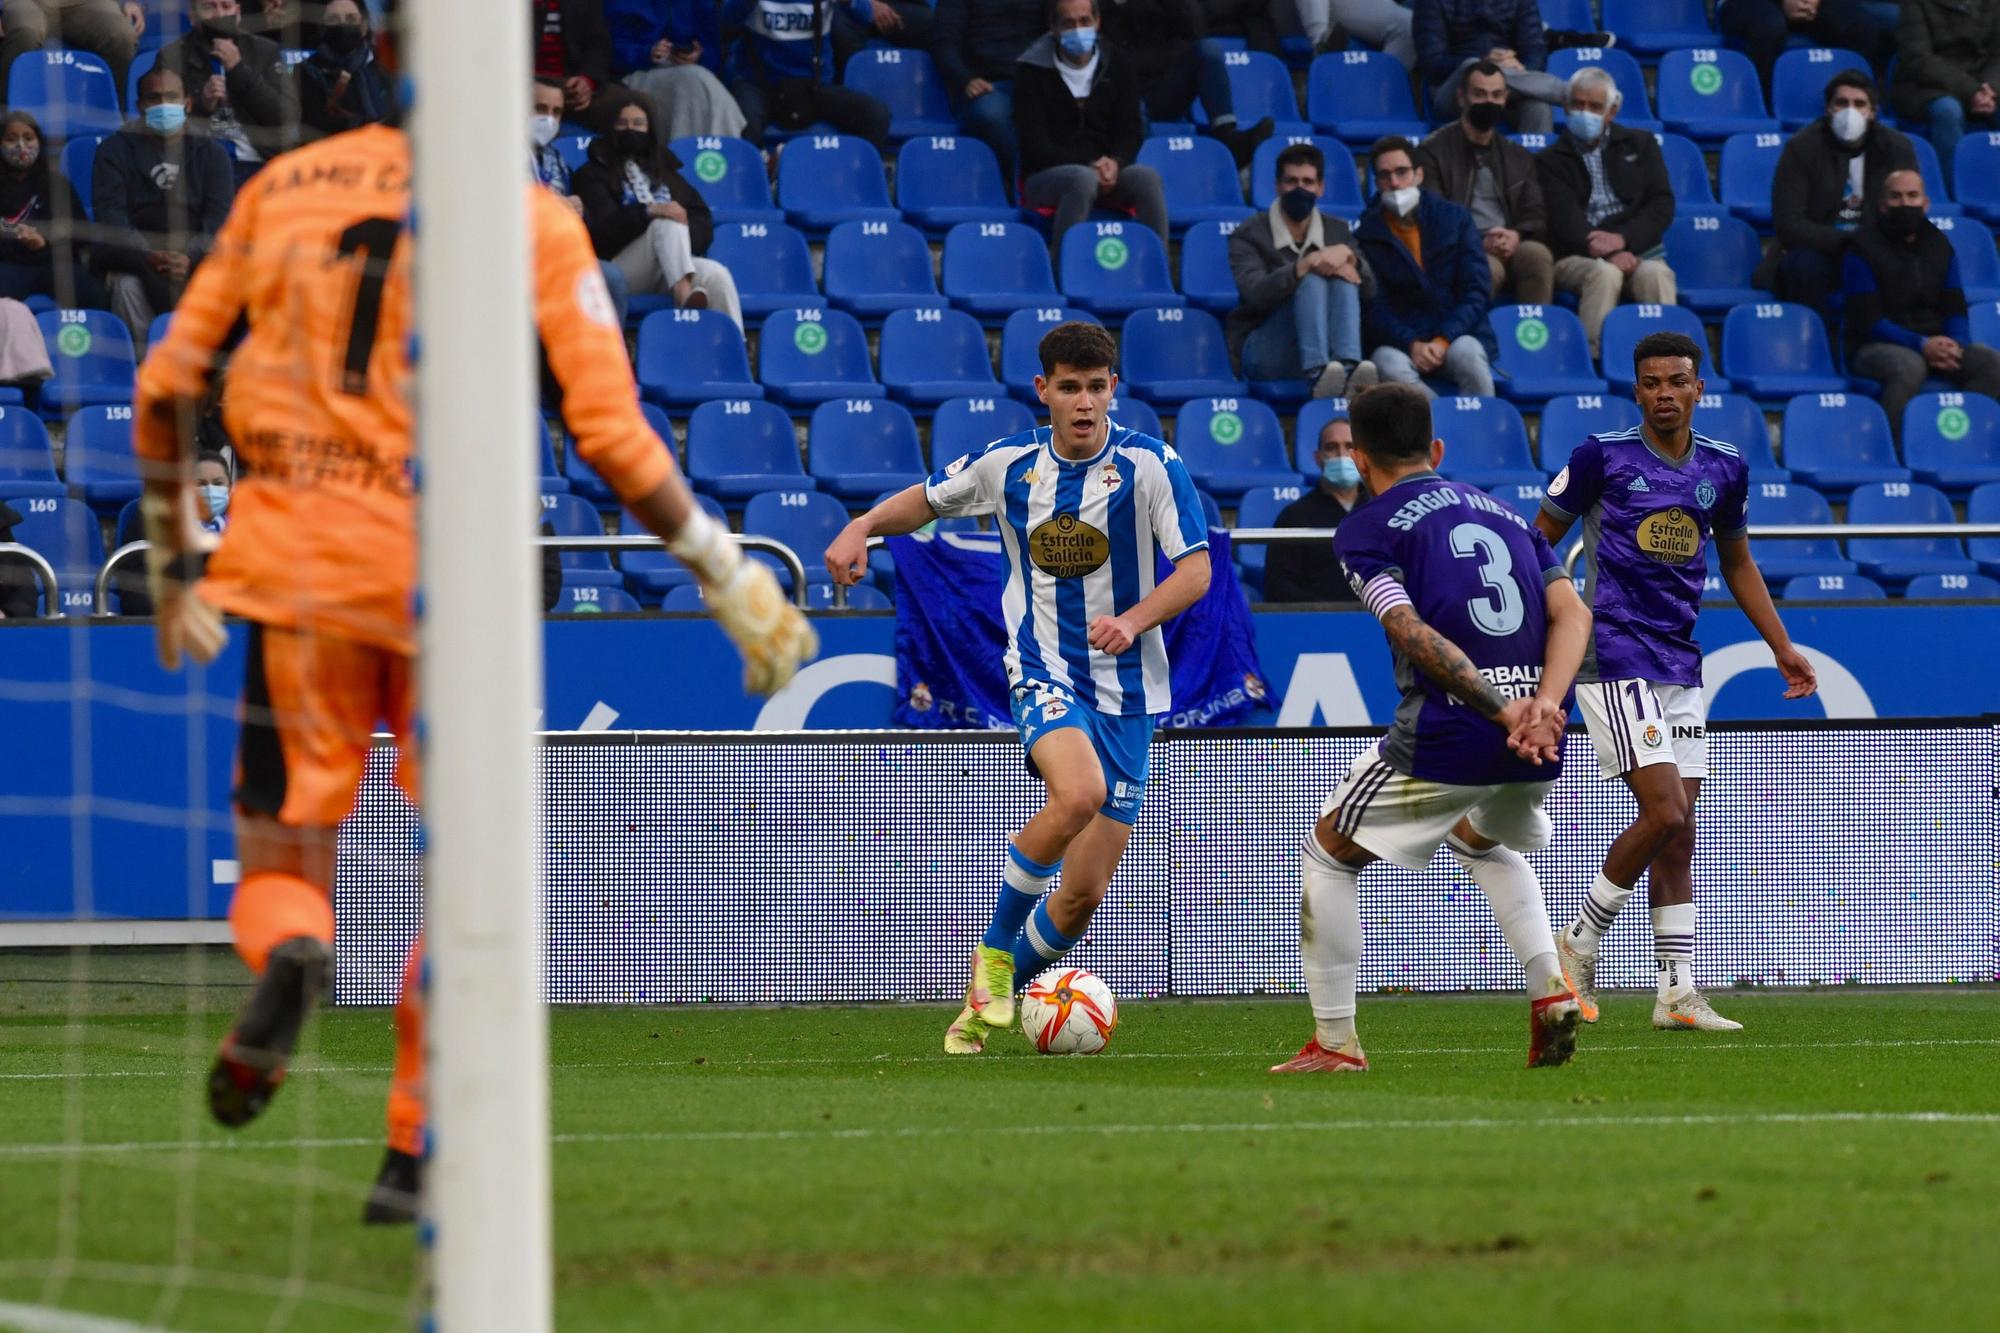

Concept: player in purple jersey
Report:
left=1272, top=384, right=1595, bottom=1074
left=1537, top=331, right=1818, bottom=1033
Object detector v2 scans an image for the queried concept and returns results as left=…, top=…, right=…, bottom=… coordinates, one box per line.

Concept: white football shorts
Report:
left=1574, top=679, right=1708, bottom=781
left=1319, top=742, right=1558, bottom=872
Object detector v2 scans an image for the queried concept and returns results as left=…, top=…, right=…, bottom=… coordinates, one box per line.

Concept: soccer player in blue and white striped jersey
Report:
left=826, top=323, right=1212, bottom=1054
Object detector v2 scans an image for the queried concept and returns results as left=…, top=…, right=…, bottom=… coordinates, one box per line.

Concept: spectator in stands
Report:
left=0, top=112, right=107, bottom=309
left=1416, top=60, right=1553, bottom=304
left=724, top=0, right=893, bottom=149
left=532, top=0, right=619, bottom=132
left=157, top=0, right=300, bottom=180
left=1355, top=135, right=1497, bottom=396
left=572, top=88, right=744, bottom=328
left=1228, top=141, right=1378, bottom=399
left=1411, top=0, right=1569, bottom=135
left=296, top=0, right=398, bottom=142
left=1892, top=0, right=2000, bottom=191
left=92, top=65, right=235, bottom=339
left=1014, top=0, right=1169, bottom=252
left=932, top=0, right=1044, bottom=184
left=1535, top=65, right=1676, bottom=358
left=1844, top=167, right=2000, bottom=439
left=1101, top=0, right=1273, bottom=166
left=1294, top=0, right=1416, bottom=65
left=246, top=0, right=318, bottom=47
left=1719, top=0, right=1892, bottom=89
left=0, top=499, right=40, bottom=619
left=195, top=449, right=231, bottom=534
left=833, top=0, right=937, bottom=74
left=531, top=75, right=632, bottom=326
left=604, top=0, right=749, bottom=140
left=1264, top=414, right=1364, bottom=603
left=1761, top=69, right=1914, bottom=327
left=0, top=1, right=144, bottom=103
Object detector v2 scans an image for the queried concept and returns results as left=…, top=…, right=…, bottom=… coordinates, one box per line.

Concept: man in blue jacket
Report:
left=724, top=0, right=892, bottom=147
left=1354, top=135, right=1497, bottom=397
left=1412, top=0, right=1568, bottom=134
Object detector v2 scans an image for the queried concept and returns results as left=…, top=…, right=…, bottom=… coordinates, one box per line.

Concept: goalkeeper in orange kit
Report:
left=133, top=116, right=813, bottom=1222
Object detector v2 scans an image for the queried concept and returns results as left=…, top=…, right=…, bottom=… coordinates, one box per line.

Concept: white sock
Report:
left=1299, top=834, right=1361, bottom=1047
left=1653, top=901, right=1696, bottom=999
left=1567, top=871, right=1635, bottom=952
left=1448, top=835, right=1561, bottom=996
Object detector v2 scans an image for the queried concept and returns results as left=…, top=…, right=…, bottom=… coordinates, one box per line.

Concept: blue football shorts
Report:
left=1010, top=681, right=1156, bottom=826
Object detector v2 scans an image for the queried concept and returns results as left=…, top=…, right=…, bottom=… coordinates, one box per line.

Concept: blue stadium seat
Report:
left=553, top=584, right=641, bottom=614
left=743, top=489, right=854, bottom=592
left=1058, top=221, right=1183, bottom=316
left=554, top=134, right=593, bottom=174
left=707, top=222, right=824, bottom=319
left=878, top=307, right=999, bottom=406
left=1657, top=49, right=1778, bottom=142
left=1430, top=396, right=1546, bottom=490
left=1603, top=0, right=1716, bottom=54
left=776, top=134, right=899, bottom=234
left=686, top=398, right=813, bottom=502
left=660, top=583, right=706, bottom=610
left=1655, top=132, right=1724, bottom=218
left=1694, top=392, right=1786, bottom=480
left=1211, top=50, right=1311, bottom=135
left=1107, top=394, right=1163, bottom=439
left=1722, top=303, right=1845, bottom=396
left=1772, top=48, right=1873, bottom=130
left=808, top=398, right=926, bottom=501
left=565, top=402, right=676, bottom=504
left=1932, top=216, right=2000, bottom=302
left=0, top=408, right=64, bottom=498
left=539, top=492, right=619, bottom=587
left=57, top=136, right=101, bottom=221
left=1971, top=298, right=2000, bottom=348
left=821, top=219, right=947, bottom=320
left=1179, top=219, right=1240, bottom=316
left=841, top=48, right=955, bottom=140
left=1845, top=480, right=1977, bottom=584
left=1491, top=480, right=1551, bottom=522
left=759, top=308, right=884, bottom=406
left=1537, top=394, right=1643, bottom=472
left=1120, top=308, right=1246, bottom=402
left=1173, top=397, right=1296, bottom=501
left=1963, top=482, right=2000, bottom=575
left=1903, top=571, right=2000, bottom=598
left=1908, top=136, right=1960, bottom=217
left=1138, top=135, right=1249, bottom=230
left=1667, top=215, right=1763, bottom=312
left=1780, top=572, right=1886, bottom=600
left=1194, top=489, right=1223, bottom=530
left=1547, top=48, right=1662, bottom=133
left=932, top=396, right=1037, bottom=464
left=1748, top=481, right=1858, bottom=583
left=634, top=308, right=762, bottom=406
left=1000, top=306, right=1101, bottom=403
left=36, top=310, right=132, bottom=417
left=1903, top=391, right=2000, bottom=492
left=6, top=494, right=102, bottom=615
left=1307, top=50, right=1425, bottom=142
left=812, top=581, right=892, bottom=610
left=1953, top=132, right=2000, bottom=224
left=668, top=136, right=783, bottom=225
left=941, top=221, right=1060, bottom=320
left=534, top=417, right=570, bottom=494
left=1490, top=304, right=1608, bottom=401
left=1780, top=392, right=1910, bottom=489
left=8, top=51, right=122, bottom=136
left=59, top=405, right=140, bottom=512
left=1249, top=135, right=1364, bottom=216
left=1539, top=0, right=1595, bottom=30
left=1599, top=302, right=1731, bottom=393
left=618, top=500, right=704, bottom=601
left=1232, top=482, right=1308, bottom=584
left=1292, top=397, right=1349, bottom=473
left=1718, top=131, right=1785, bottom=227
left=896, top=135, right=1015, bottom=233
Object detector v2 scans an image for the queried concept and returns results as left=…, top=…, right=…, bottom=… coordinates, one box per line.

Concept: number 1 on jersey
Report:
left=334, top=216, right=404, bottom=397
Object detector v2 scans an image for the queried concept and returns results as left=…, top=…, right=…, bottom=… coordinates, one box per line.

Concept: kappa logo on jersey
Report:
left=1627, top=475, right=1651, bottom=492
left=1028, top=512, right=1110, bottom=578
left=1636, top=506, right=1700, bottom=564
left=1642, top=723, right=1664, bottom=748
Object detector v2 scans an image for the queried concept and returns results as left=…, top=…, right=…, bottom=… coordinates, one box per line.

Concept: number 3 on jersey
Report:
left=1448, top=522, right=1524, bottom=636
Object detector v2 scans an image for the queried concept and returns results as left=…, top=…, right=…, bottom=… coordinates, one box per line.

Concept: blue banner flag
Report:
left=889, top=529, right=1271, bottom=730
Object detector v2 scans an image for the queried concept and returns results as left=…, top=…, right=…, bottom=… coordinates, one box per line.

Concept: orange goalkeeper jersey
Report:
left=134, top=123, right=674, bottom=654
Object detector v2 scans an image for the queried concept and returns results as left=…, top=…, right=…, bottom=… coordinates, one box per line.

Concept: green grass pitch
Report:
left=2, top=956, right=1996, bottom=1331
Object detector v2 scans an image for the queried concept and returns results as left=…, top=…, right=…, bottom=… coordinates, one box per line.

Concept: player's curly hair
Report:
left=1346, top=383, right=1433, bottom=463
left=1038, top=322, right=1119, bottom=377
left=1632, top=331, right=1704, bottom=375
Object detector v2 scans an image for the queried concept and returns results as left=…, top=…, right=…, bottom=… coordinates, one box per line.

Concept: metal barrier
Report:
left=0, top=541, right=59, bottom=614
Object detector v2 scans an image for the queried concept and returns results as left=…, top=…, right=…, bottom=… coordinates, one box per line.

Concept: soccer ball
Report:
left=1020, top=968, right=1118, bottom=1054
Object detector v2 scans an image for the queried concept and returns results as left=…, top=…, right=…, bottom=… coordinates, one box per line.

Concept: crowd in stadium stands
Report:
left=4, top=0, right=2000, bottom=619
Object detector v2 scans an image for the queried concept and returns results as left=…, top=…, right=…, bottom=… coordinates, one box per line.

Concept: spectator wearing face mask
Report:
left=1264, top=415, right=1365, bottom=604
left=297, top=0, right=399, bottom=142
left=155, top=0, right=300, bottom=180
left=1416, top=59, right=1553, bottom=304
left=530, top=75, right=632, bottom=326
left=195, top=449, right=232, bottom=534
left=0, top=1, right=146, bottom=103
left=0, top=112, right=107, bottom=309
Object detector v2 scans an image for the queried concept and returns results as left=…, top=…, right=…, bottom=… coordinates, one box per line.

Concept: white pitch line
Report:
left=0, top=1299, right=176, bottom=1333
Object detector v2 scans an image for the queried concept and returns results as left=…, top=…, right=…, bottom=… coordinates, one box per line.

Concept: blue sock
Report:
left=982, top=844, right=1058, bottom=951
left=1012, top=898, right=1081, bottom=990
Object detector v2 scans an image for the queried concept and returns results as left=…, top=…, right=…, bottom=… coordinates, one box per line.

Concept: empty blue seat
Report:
left=822, top=219, right=946, bottom=320
left=6, top=494, right=102, bottom=615
left=1000, top=306, right=1101, bottom=403
left=57, top=136, right=101, bottom=221
left=1430, top=396, right=1545, bottom=490
left=564, top=403, right=675, bottom=504
left=1971, top=299, right=2000, bottom=349
left=812, top=581, right=893, bottom=610
left=686, top=398, right=813, bottom=502
left=1718, top=131, right=1785, bottom=226
left=668, top=135, right=783, bottom=225
left=1772, top=48, right=1873, bottom=130
left=932, top=396, right=1037, bottom=463
left=553, top=584, right=641, bottom=614
left=1933, top=216, right=2000, bottom=302
left=760, top=308, right=884, bottom=406
left=1846, top=480, right=1977, bottom=584
left=1603, top=0, right=1716, bottom=54
left=60, top=405, right=140, bottom=512
left=0, top=408, right=64, bottom=498
left=1491, top=480, right=1551, bottom=522
left=660, top=583, right=707, bottom=610
left=1599, top=302, right=1731, bottom=393
left=1780, top=572, right=1886, bottom=600
left=1953, top=131, right=2000, bottom=224
left=707, top=222, right=824, bottom=319
left=808, top=398, right=927, bottom=501
left=36, top=309, right=133, bottom=416
left=1539, top=0, right=1596, bottom=30
left=841, top=48, right=955, bottom=140
left=942, top=221, right=1060, bottom=320
left=1120, top=308, right=1246, bottom=402
left=1655, top=132, right=1724, bottom=218
left=1548, top=48, right=1662, bottom=133
left=617, top=492, right=725, bottom=599
left=1694, top=392, right=1787, bottom=480
left=743, top=488, right=854, bottom=591
left=8, top=51, right=122, bottom=135
left=1780, top=392, right=1911, bottom=489
left=1908, top=135, right=1960, bottom=217
left=776, top=134, right=899, bottom=233
left=1722, top=303, right=1845, bottom=396
left=895, top=135, right=1015, bottom=233
left=1307, top=50, right=1425, bottom=142
left=1232, top=482, right=1308, bottom=584
left=1970, top=481, right=2000, bottom=575
left=1291, top=398, right=1348, bottom=474
left=539, top=492, right=619, bottom=587
left=1904, top=571, right=2000, bottom=598
left=1179, top=219, right=1240, bottom=316
left=634, top=308, right=762, bottom=406
left=1173, top=397, right=1295, bottom=501
left=1490, top=304, right=1608, bottom=401
left=1058, top=221, right=1183, bottom=316
left=1107, top=394, right=1163, bottom=439
left=1903, top=391, right=2000, bottom=491
left=1749, top=481, right=1857, bottom=582
left=1666, top=216, right=1764, bottom=314
left=1137, top=135, right=1248, bottom=230
left=1537, top=394, right=1643, bottom=472
left=1658, top=49, right=1778, bottom=142
left=1249, top=135, right=1364, bottom=216
left=878, top=307, right=999, bottom=406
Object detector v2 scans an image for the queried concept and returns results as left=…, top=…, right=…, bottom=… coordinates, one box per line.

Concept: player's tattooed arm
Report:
left=1379, top=605, right=1509, bottom=718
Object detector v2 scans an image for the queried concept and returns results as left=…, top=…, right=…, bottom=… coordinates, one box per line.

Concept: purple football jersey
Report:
left=1337, top=471, right=1570, bottom=786
left=1541, top=427, right=1749, bottom=686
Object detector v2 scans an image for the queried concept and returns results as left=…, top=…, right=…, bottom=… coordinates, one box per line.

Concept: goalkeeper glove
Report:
left=140, top=489, right=226, bottom=670
left=668, top=508, right=817, bottom=696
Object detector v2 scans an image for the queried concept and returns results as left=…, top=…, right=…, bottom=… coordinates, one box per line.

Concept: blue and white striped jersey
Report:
left=924, top=423, right=1210, bottom=717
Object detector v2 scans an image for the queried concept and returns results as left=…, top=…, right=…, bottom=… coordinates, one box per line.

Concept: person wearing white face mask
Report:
left=1264, top=416, right=1365, bottom=604
left=194, top=450, right=231, bottom=535
left=1760, top=69, right=1915, bottom=332
left=529, top=76, right=632, bottom=329
left=1533, top=66, right=1676, bottom=359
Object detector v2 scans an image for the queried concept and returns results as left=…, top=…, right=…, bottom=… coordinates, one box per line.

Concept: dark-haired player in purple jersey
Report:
left=1271, top=383, right=1595, bottom=1074
left=1539, top=331, right=1818, bottom=1033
